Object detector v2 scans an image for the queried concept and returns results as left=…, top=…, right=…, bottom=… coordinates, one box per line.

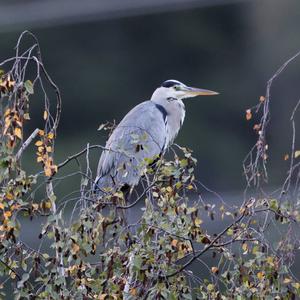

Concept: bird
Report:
left=94, top=79, right=218, bottom=196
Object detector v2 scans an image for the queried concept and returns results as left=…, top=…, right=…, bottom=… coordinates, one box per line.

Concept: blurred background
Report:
left=0, top=0, right=300, bottom=194
left=1, top=0, right=300, bottom=294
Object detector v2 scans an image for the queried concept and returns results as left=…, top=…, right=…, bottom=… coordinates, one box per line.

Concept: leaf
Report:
left=242, top=243, right=248, bottom=254
left=133, top=255, right=142, bottom=271
left=211, top=267, right=219, bottom=274
left=130, top=288, right=138, bottom=296
left=32, top=203, right=39, bottom=211
left=284, top=154, right=289, bottom=161
left=4, top=211, right=12, bottom=218
left=43, top=110, right=48, bottom=120
left=71, top=243, right=80, bottom=254
left=246, top=109, right=252, bottom=121
left=283, top=277, right=292, bottom=284
left=38, top=129, right=44, bottom=136
left=259, top=96, right=265, bottom=102
left=14, top=127, right=22, bottom=139
left=194, top=218, right=203, bottom=226
left=37, top=156, right=43, bottom=163
left=44, top=167, right=52, bottom=177
left=24, top=80, right=34, bottom=94
left=35, top=140, right=43, bottom=146
left=23, top=113, right=30, bottom=120
left=207, top=284, right=214, bottom=292
left=47, top=132, right=54, bottom=139
left=171, top=239, right=178, bottom=248
left=295, top=150, right=300, bottom=158
left=257, top=271, right=265, bottom=280
left=97, top=123, right=106, bottom=131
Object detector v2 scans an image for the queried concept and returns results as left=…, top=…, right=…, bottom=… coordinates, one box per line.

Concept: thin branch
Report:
left=16, top=128, right=39, bottom=161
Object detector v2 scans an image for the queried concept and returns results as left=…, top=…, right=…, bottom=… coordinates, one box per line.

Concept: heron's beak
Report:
left=184, top=86, right=219, bottom=97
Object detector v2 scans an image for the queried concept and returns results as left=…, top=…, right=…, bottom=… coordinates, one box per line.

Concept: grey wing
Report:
left=95, top=101, right=167, bottom=192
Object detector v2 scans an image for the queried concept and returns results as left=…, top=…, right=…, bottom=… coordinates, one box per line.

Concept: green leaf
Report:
left=24, top=80, right=34, bottom=94
left=133, top=255, right=142, bottom=271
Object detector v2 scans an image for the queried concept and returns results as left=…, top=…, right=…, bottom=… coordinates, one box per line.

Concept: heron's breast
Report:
left=165, top=100, right=185, bottom=145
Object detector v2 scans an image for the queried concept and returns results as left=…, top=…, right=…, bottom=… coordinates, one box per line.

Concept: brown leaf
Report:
left=246, top=109, right=252, bottom=121
left=259, top=96, right=266, bottom=102
left=38, top=129, right=45, bottom=136
left=171, top=239, right=178, bottom=248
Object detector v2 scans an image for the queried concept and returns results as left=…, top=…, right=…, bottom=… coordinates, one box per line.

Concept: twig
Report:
left=16, top=128, right=39, bottom=161
left=164, top=212, right=245, bottom=278
left=0, top=259, right=21, bottom=280
left=57, top=145, right=107, bottom=170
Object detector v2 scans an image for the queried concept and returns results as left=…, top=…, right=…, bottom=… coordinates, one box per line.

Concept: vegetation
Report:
left=1, top=31, right=300, bottom=299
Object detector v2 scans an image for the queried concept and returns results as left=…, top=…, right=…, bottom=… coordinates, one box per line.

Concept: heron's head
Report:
left=151, top=79, right=218, bottom=103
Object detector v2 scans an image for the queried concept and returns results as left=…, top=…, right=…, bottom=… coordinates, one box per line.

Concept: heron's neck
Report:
left=152, top=98, right=186, bottom=146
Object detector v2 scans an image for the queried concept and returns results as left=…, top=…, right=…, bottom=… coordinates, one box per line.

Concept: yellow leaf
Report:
left=37, top=156, right=43, bottom=163
left=71, top=243, right=80, bottom=254
left=38, top=129, right=44, bottom=136
left=43, top=110, right=48, bottom=120
left=292, top=282, right=300, bottom=289
left=257, top=271, right=265, bottom=280
left=32, top=203, right=39, bottom=211
left=166, top=186, right=173, bottom=193
left=284, top=154, right=289, bottom=161
left=35, top=140, right=43, bottom=146
left=98, top=294, right=108, bottom=300
left=0, top=203, right=4, bottom=210
left=242, top=243, right=248, bottom=254
left=38, top=146, right=44, bottom=153
left=194, top=217, right=203, bottom=226
left=4, top=211, right=12, bottom=218
left=130, top=288, right=138, bottom=296
left=45, top=201, right=52, bottom=209
left=266, top=256, right=274, bottom=266
left=283, top=277, right=292, bottom=284
left=44, top=167, right=52, bottom=177
left=47, top=132, right=54, bottom=139
left=4, top=108, right=11, bottom=117
left=14, top=127, right=22, bottom=139
left=211, top=267, right=219, bottom=274
left=6, top=193, right=13, bottom=200
left=295, top=151, right=300, bottom=159
left=207, top=284, right=214, bottom=292
left=46, top=146, right=52, bottom=152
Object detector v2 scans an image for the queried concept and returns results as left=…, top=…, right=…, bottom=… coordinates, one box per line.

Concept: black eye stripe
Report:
left=161, top=81, right=179, bottom=88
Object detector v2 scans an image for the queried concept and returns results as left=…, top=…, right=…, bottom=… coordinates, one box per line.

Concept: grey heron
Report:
left=94, top=79, right=218, bottom=195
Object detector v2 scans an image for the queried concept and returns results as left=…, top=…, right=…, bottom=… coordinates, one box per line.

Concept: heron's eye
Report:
left=174, top=86, right=180, bottom=91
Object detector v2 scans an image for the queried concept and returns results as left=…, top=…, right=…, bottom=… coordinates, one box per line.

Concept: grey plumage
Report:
left=94, top=79, right=218, bottom=194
